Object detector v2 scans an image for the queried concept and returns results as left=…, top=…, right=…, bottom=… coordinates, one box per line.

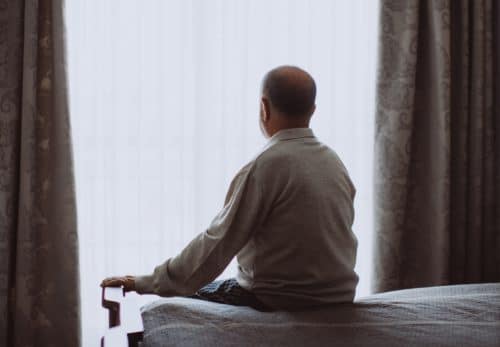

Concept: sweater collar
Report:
left=268, top=127, right=315, bottom=144
left=260, top=127, right=315, bottom=153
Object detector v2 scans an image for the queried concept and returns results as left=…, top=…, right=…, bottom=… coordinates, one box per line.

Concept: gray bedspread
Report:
left=140, top=283, right=500, bottom=346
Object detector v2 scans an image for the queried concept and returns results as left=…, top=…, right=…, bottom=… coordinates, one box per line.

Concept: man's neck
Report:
left=267, top=124, right=310, bottom=138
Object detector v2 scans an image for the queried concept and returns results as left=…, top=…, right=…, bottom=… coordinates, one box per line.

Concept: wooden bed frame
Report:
left=101, top=287, right=158, bottom=347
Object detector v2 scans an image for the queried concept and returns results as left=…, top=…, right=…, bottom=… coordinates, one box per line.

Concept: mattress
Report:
left=140, top=283, right=500, bottom=346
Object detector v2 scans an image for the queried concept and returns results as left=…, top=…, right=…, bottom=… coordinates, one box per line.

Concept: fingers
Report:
left=100, top=276, right=136, bottom=292
left=101, top=277, right=125, bottom=288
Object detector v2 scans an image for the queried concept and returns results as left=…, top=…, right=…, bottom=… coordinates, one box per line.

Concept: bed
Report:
left=101, top=283, right=500, bottom=346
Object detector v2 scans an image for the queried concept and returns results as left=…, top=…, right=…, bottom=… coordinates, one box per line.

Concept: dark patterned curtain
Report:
left=374, top=0, right=500, bottom=292
left=0, top=0, right=80, bottom=346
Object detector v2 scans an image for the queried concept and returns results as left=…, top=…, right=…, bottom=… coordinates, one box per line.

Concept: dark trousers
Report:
left=189, top=278, right=271, bottom=311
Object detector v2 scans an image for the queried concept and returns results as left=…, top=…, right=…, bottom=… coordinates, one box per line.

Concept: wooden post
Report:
left=100, top=287, right=147, bottom=347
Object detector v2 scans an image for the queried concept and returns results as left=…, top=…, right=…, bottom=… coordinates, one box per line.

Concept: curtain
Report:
left=65, top=0, right=379, bottom=344
left=0, top=0, right=80, bottom=346
left=374, top=0, right=500, bottom=293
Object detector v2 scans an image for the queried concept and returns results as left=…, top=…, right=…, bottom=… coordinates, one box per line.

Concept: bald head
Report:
left=262, top=66, right=316, bottom=118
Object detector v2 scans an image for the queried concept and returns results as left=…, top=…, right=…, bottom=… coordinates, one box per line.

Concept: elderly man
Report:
left=101, top=66, right=358, bottom=311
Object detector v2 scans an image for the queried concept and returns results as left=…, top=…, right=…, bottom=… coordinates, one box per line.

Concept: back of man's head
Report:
left=262, top=65, right=316, bottom=118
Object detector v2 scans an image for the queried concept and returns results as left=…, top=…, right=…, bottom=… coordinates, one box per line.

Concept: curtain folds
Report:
left=0, top=0, right=80, bottom=346
left=374, top=0, right=500, bottom=293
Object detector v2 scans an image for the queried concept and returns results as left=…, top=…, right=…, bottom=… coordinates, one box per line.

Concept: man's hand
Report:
left=100, top=275, right=136, bottom=292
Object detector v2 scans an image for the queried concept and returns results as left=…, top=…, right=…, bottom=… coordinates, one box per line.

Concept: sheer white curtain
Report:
left=65, top=0, right=379, bottom=345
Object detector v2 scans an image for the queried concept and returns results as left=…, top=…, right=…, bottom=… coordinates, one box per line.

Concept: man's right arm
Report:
left=134, top=163, right=264, bottom=296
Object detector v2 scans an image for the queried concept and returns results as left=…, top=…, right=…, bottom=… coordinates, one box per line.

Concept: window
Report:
left=65, top=0, right=379, bottom=344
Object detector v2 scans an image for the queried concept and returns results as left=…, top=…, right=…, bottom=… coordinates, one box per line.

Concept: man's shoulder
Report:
left=253, top=142, right=291, bottom=167
left=233, top=160, right=256, bottom=181
left=250, top=141, right=310, bottom=180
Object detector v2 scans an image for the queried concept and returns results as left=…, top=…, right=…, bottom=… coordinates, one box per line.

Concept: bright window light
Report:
left=65, top=1, right=379, bottom=345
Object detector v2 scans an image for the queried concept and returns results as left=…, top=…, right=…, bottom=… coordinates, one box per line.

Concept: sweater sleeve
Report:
left=134, top=163, right=262, bottom=296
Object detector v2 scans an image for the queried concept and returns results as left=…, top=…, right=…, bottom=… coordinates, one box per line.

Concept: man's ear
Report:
left=261, top=97, right=271, bottom=122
